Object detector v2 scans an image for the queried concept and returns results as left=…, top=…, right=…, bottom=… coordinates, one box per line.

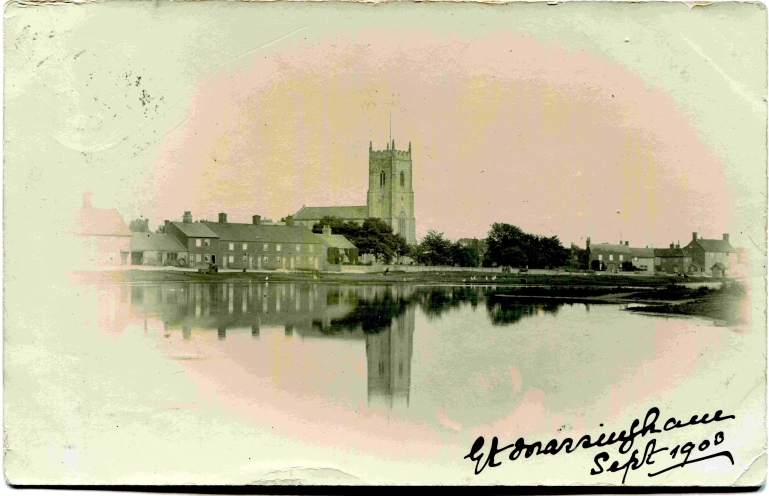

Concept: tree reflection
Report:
left=485, top=296, right=561, bottom=325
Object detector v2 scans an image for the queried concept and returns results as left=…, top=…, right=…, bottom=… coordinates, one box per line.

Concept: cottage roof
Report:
left=202, top=222, right=325, bottom=244
left=131, top=233, right=186, bottom=252
left=294, top=205, right=369, bottom=221
left=320, top=234, right=357, bottom=250
left=589, top=243, right=631, bottom=254
left=712, top=262, right=727, bottom=270
left=693, top=238, right=735, bottom=253
left=629, top=247, right=654, bottom=258
left=170, top=222, right=219, bottom=238
left=71, top=207, right=132, bottom=236
left=654, top=248, right=685, bottom=257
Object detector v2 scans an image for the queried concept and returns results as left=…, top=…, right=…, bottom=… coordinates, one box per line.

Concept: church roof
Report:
left=294, top=205, right=369, bottom=221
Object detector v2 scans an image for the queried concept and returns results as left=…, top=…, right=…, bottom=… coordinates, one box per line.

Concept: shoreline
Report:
left=67, top=268, right=742, bottom=325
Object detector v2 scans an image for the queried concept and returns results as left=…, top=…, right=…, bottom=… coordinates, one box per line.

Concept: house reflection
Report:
left=128, top=282, right=416, bottom=407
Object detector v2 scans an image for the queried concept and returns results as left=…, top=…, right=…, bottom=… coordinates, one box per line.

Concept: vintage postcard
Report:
left=3, top=0, right=767, bottom=487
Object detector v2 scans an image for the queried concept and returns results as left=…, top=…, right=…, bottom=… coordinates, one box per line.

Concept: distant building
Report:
left=683, top=232, right=735, bottom=277
left=294, top=140, right=417, bottom=244
left=586, top=238, right=632, bottom=273
left=165, top=214, right=220, bottom=268
left=629, top=247, right=655, bottom=274
left=653, top=243, right=690, bottom=274
left=70, top=192, right=131, bottom=266
left=318, top=225, right=359, bottom=265
left=130, top=232, right=187, bottom=266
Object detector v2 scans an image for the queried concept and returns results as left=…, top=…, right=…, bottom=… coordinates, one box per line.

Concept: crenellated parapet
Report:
left=369, top=140, right=412, bottom=159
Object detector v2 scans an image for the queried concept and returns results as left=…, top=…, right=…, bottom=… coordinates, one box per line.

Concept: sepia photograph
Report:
left=3, top=0, right=767, bottom=487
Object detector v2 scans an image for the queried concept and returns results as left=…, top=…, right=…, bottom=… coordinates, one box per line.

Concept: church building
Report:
left=293, top=140, right=417, bottom=244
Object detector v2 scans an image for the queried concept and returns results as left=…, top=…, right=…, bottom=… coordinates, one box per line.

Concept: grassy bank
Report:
left=625, top=282, right=747, bottom=325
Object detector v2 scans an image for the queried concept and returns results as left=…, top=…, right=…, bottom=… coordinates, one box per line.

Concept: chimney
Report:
left=670, top=243, right=674, bottom=249
left=285, top=215, right=294, bottom=227
left=723, top=233, right=730, bottom=243
left=369, top=141, right=372, bottom=152
left=218, top=212, right=227, bottom=224
left=252, top=215, right=261, bottom=226
left=675, top=242, right=680, bottom=249
left=322, top=225, right=332, bottom=236
left=164, top=220, right=170, bottom=231
left=408, top=141, right=411, bottom=153
left=625, top=241, right=629, bottom=246
left=183, top=211, right=192, bottom=224
left=82, top=190, right=92, bottom=209
left=692, top=232, right=698, bottom=241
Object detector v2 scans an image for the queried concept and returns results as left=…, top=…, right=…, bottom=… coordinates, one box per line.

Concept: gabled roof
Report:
left=294, top=205, right=369, bottom=221
left=71, top=207, right=132, bottom=236
left=693, top=238, right=735, bottom=253
left=588, top=243, right=631, bottom=254
left=629, top=247, right=655, bottom=258
left=170, top=222, right=219, bottom=238
left=320, top=234, right=357, bottom=250
left=131, top=233, right=186, bottom=252
left=712, top=262, right=727, bottom=270
left=654, top=248, right=685, bottom=257
left=202, top=222, right=325, bottom=244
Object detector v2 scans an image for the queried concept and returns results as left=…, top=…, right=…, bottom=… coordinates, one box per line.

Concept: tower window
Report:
left=400, top=171, right=405, bottom=187
left=380, top=171, right=386, bottom=187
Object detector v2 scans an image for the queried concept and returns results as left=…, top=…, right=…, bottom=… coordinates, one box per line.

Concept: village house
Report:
left=629, top=247, right=655, bottom=274
left=165, top=211, right=220, bottom=268
left=70, top=192, right=132, bottom=266
left=318, top=225, right=359, bottom=265
left=653, top=243, right=691, bottom=274
left=683, top=232, right=734, bottom=277
left=585, top=238, right=633, bottom=273
left=130, top=232, right=188, bottom=266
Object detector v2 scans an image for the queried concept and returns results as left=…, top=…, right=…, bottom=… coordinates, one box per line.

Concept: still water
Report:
left=87, top=281, right=732, bottom=430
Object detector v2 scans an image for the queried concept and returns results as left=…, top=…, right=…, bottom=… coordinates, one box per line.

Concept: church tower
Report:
left=366, top=139, right=417, bottom=244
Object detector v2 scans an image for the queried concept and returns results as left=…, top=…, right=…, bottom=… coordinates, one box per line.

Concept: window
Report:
left=204, top=254, right=210, bottom=262
left=380, top=171, right=386, bottom=187
left=309, top=245, right=314, bottom=252
left=203, top=239, right=210, bottom=247
left=276, top=244, right=281, bottom=251
left=229, top=243, right=234, bottom=251
left=242, top=243, right=247, bottom=250
left=196, top=254, right=202, bottom=262
left=296, top=244, right=301, bottom=252
left=619, top=255, right=623, bottom=261
left=296, top=256, right=300, bottom=264
left=263, top=244, right=268, bottom=251
left=400, top=171, right=405, bottom=187
left=242, top=255, right=248, bottom=263
left=609, top=255, right=614, bottom=261
left=598, top=255, right=603, bottom=261
left=228, top=255, right=234, bottom=263
left=262, top=256, right=268, bottom=263
left=196, top=239, right=202, bottom=247
left=276, top=256, right=282, bottom=263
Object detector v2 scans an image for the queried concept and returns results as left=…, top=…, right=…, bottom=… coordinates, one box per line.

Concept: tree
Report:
left=486, top=223, right=569, bottom=269
left=415, top=230, right=453, bottom=266
left=312, top=216, right=408, bottom=264
left=621, top=260, right=635, bottom=272
left=129, top=218, right=149, bottom=232
left=155, top=224, right=166, bottom=234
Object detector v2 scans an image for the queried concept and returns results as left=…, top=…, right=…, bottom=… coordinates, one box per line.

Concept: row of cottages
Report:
left=131, top=211, right=338, bottom=271
left=585, top=232, right=735, bottom=277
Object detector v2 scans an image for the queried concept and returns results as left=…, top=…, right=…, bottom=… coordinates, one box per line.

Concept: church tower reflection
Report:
left=365, top=304, right=415, bottom=408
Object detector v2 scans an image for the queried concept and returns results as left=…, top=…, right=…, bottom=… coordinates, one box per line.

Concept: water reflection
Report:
left=120, top=282, right=573, bottom=407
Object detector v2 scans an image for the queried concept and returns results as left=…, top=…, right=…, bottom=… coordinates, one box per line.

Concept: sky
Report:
left=5, top=1, right=766, bottom=253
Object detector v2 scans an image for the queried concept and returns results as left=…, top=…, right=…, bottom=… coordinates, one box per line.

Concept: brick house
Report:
left=683, top=232, right=735, bottom=277
left=165, top=211, right=220, bottom=268
left=70, top=192, right=132, bottom=266
left=628, top=247, right=655, bottom=273
left=586, top=238, right=632, bottom=273
left=653, top=243, right=691, bottom=274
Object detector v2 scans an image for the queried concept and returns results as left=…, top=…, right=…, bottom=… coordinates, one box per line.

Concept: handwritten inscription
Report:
left=464, top=407, right=735, bottom=483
